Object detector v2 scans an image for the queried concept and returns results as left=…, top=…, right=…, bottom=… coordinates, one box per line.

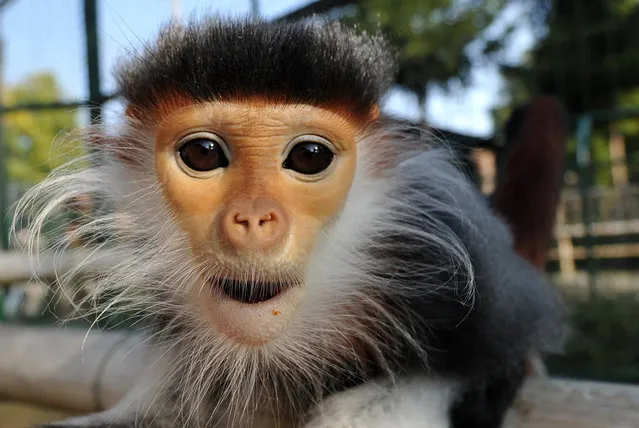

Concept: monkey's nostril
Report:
left=258, top=212, right=274, bottom=227
left=233, top=213, right=250, bottom=227
left=234, top=212, right=275, bottom=228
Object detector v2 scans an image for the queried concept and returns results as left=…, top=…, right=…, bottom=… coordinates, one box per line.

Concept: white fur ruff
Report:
left=13, top=122, right=474, bottom=427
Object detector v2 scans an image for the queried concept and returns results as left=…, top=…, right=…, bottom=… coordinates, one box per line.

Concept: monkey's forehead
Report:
left=115, top=17, right=398, bottom=118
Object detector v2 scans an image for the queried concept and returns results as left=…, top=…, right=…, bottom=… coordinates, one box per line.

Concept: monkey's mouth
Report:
left=213, top=278, right=292, bottom=304
left=203, top=276, right=303, bottom=345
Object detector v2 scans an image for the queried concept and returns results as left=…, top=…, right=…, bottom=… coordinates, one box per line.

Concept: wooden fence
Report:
left=1, top=252, right=639, bottom=426
left=0, top=325, right=637, bottom=427
left=551, top=185, right=639, bottom=283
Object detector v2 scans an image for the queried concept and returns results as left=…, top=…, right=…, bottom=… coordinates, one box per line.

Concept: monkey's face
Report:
left=154, top=99, right=370, bottom=346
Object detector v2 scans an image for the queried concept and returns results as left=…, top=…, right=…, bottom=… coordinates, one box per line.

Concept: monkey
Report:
left=14, top=16, right=566, bottom=428
left=492, top=96, right=567, bottom=271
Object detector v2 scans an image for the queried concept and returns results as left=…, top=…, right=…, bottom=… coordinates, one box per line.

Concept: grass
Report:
left=547, top=291, right=639, bottom=384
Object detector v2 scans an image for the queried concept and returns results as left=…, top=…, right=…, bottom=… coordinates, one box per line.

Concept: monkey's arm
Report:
left=304, top=376, right=458, bottom=428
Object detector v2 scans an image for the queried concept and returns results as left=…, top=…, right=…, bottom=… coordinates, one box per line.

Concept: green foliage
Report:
left=548, top=293, right=639, bottom=383
left=3, top=72, right=81, bottom=184
left=342, top=0, right=510, bottom=102
left=616, top=88, right=639, bottom=135
left=492, top=0, right=639, bottom=186
left=499, top=0, right=639, bottom=114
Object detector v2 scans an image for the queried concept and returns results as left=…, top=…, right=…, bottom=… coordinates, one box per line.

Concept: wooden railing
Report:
left=551, top=186, right=639, bottom=280
left=0, top=250, right=119, bottom=287
left=1, top=251, right=639, bottom=426
left=0, top=325, right=637, bottom=427
left=560, top=185, right=639, bottom=225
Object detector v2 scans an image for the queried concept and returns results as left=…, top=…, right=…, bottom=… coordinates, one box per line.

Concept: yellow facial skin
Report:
left=150, top=99, right=374, bottom=345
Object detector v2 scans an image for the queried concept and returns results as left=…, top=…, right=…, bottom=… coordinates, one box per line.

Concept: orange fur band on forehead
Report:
left=124, top=90, right=381, bottom=129
left=124, top=90, right=197, bottom=124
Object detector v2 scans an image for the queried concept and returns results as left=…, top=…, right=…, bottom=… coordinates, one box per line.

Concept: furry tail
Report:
left=491, top=96, right=567, bottom=270
left=489, top=96, right=568, bottom=376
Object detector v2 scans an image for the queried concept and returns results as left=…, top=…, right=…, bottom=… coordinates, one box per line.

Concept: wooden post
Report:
left=0, top=326, right=144, bottom=413
left=555, top=200, right=576, bottom=277
left=609, top=125, right=628, bottom=187
left=471, top=148, right=497, bottom=195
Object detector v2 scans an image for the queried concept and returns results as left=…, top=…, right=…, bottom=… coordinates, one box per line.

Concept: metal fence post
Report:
left=0, top=29, right=6, bottom=321
left=0, top=32, right=8, bottom=252
left=84, top=0, right=102, bottom=127
left=576, top=114, right=597, bottom=297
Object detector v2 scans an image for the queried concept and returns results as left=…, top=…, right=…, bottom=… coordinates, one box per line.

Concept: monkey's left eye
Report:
left=283, top=138, right=335, bottom=176
left=178, top=135, right=229, bottom=173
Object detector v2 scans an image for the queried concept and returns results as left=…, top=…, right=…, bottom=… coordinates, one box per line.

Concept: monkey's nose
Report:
left=219, top=197, right=289, bottom=253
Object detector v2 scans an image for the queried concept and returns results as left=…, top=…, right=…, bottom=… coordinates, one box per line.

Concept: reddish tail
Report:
left=491, top=96, right=567, bottom=271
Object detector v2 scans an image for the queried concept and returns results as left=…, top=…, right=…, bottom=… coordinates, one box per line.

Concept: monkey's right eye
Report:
left=178, top=135, right=229, bottom=173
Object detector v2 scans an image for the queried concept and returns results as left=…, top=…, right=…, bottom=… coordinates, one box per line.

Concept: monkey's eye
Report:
left=283, top=139, right=335, bottom=176
left=178, top=135, right=229, bottom=173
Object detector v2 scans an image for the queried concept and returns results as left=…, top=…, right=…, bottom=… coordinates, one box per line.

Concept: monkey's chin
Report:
left=203, top=281, right=303, bottom=346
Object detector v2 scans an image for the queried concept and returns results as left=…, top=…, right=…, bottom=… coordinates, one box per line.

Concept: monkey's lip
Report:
left=210, top=278, right=295, bottom=304
left=204, top=278, right=303, bottom=346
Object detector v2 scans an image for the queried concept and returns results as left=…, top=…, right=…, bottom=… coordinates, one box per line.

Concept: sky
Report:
left=0, top=0, right=536, bottom=138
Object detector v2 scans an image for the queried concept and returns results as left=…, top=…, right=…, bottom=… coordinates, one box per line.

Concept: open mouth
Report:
left=201, top=274, right=304, bottom=345
left=213, top=278, right=292, bottom=304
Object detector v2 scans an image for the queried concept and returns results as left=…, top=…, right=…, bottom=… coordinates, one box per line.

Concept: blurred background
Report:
left=1, top=0, right=639, bottom=426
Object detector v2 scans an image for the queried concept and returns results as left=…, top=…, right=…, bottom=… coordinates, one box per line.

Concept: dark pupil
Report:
left=179, top=139, right=229, bottom=172
left=283, top=142, right=334, bottom=175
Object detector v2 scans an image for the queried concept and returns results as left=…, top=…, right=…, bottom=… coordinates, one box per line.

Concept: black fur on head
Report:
left=116, top=17, right=397, bottom=116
